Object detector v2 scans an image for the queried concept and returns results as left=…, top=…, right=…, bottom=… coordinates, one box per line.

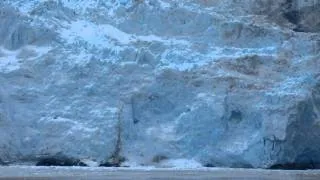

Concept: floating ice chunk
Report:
left=159, top=159, right=203, bottom=169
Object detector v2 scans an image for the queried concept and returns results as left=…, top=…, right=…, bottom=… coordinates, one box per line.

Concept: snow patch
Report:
left=158, top=0, right=171, bottom=9
left=138, top=35, right=189, bottom=46
left=60, top=20, right=189, bottom=49
left=0, top=48, right=20, bottom=72
left=160, top=46, right=276, bottom=71
left=60, top=20, right=131, bottom=47
left=0, top=46, right=51, bottom=73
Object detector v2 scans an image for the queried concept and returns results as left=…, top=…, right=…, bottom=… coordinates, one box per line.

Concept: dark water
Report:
left=1, top=166, right=320, bottom=180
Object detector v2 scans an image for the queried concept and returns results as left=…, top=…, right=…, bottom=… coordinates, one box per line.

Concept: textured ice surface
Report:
left=0, top=0, right=319, bottom=168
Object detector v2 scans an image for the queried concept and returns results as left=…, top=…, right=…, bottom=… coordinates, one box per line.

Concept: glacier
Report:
left=0, top=0, right=319, bottom=168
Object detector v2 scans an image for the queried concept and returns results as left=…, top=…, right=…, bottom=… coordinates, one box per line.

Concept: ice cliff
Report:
left=0, top=0, right=319, bottom=168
